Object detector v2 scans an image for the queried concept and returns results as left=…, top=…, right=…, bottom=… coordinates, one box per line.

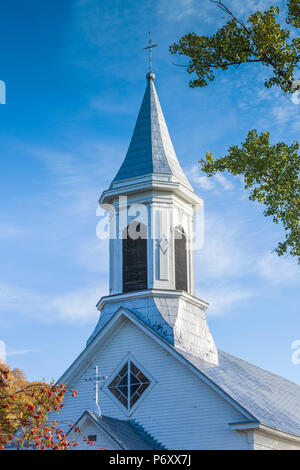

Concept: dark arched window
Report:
left=174, top=226, right=188, bottom=292
left=123, top=222, right=147, bottom=293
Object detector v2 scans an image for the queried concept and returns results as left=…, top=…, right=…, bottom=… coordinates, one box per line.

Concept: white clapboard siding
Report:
left=252, top=431, right=300, bottom=450
left=68, top=418, right=119, bottom=450
left=53, top=317, right=249, bottom=450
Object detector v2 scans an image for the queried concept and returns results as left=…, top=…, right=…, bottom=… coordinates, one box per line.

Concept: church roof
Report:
left=111, top=307, right=300, bottom=438
left=72, top=411, right=166, bottom=450
left=179, top=348, right=300, bottom=437
left=58, top=307, right=300, bottom=440
left=112, top=76, right=192, bottom=188
left=120, top=305, right=300, bottom=437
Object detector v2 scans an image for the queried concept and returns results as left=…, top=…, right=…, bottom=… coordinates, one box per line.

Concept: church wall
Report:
left=250, top=430, right=300, bottom=450
left=68, top=418, right=119, bottom=450
left=55, top=317, right=249, bottom=450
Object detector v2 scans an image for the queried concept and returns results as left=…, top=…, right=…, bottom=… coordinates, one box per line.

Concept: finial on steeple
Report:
left=143, top=32, right=158, bottom=80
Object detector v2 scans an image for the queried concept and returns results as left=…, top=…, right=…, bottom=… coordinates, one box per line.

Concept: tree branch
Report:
left=173, top=58, right=263, bottom=69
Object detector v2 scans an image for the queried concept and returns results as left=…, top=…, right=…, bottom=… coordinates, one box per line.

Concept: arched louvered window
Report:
left=174, top=226, right=188, bottom=292
left=123, top=222, right=147, bottom=293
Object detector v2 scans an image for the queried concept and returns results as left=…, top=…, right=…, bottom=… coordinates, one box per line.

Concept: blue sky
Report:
left=0, top=0, right=299, bottom=384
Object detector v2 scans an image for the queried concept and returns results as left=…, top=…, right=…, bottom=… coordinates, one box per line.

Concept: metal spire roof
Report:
left=113, top=75, right=192, bottom=188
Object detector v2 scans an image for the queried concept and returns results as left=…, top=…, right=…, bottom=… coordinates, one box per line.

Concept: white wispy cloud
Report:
left=194, top=210, right=252, bottom=280
left=18, top=141, right=123, bottom=226
left=257, top=252, right=300, bottom=286
left=157, top=0, right=282, bottom=24
left=21, top=139, right=123, bottom=190
left=270, top=104, right=300, bottom=136
left=187, top=165, right=235, bottom=192
left=192, top=208, right=256, bottom=314
left=193, top=205, right=299, bottom=316
left=74, top=237, right=109, bottom=274
left=51, top=284, right=106, bottom=322
left=228, top=0, right=281, bottom=17
left=188, top=165, right=215, bottom=190
left=88, top=95, right=134, bottom=115
left=0, top=282, right=106, bottom=324
left=6, top=349, right=40, bottom=357
left=0, top=224, right=22, bottom=239
left=156, top=0, right=201, bottom=21
left=214, top=173, right=234, bottom=191
left=197, top=283, right=252, bottom=316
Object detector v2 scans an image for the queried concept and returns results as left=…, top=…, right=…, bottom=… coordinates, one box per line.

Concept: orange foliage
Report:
left=0, top=361, right=87, bottom=450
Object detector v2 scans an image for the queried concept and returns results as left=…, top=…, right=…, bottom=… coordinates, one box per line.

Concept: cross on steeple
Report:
left=143, top=32, right=158, bottom=76
left=85, top=366, right=108, bottom=417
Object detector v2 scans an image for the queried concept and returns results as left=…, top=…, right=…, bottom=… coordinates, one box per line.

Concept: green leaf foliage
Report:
left=199, top=130, right=300, bottom=261
left=170, top=1, right=300, bottom=261
left=170, top=2, right=300, bottom=93
left=287, top=0, right=300, bottom=28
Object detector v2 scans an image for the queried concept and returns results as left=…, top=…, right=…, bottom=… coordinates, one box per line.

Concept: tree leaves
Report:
left=170, top=2, right=300, bottom=93
left=199, top=130, right=300, bottom=261
left=287, top=0, right=300, bottom=28
left=0, top=362, right=87, bottom=449
left=170, top=1, right=300, bottom=262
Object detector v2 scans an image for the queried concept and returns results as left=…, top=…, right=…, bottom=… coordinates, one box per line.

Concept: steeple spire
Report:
left=112, top=71, right=192, bottom=188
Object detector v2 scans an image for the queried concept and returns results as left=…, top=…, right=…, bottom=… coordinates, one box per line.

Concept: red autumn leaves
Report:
left=0, top=362, right=104, bottom=450
left=0, top=362, right=84, bottom=450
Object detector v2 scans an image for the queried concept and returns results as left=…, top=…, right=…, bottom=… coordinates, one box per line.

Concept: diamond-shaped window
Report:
left=108, top=361, right=150, bottom=410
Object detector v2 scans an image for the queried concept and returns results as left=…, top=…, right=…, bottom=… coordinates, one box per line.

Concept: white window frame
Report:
left=103, top=353, right=156, bottom=417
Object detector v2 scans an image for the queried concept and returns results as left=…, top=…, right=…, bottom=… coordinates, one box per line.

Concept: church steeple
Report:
left=92, top=67, right=218, bottom=365
left=112, top=76, right=191, bottom=188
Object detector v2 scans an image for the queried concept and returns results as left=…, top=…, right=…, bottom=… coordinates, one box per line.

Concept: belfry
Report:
left=55, top=48, right=300, bottom=450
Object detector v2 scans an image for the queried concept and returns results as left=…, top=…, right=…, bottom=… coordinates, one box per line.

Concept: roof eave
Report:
left=229, top=421, right=300, bottom=442
left=99, top=174, right=202, bottom=207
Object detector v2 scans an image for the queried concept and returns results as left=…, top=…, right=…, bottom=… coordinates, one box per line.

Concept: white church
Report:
left=55, top=69, right=300, bottom=450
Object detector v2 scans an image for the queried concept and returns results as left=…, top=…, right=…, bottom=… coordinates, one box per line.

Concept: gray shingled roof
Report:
left=113, top=77, right=191, bottom=187
left=63, top=307, right=300, bottom=444
left=178, top=348, right=300, bottom=437
left=85, top=411, right=165, bottom=450
left=110, top=307, right=300, bottom=437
